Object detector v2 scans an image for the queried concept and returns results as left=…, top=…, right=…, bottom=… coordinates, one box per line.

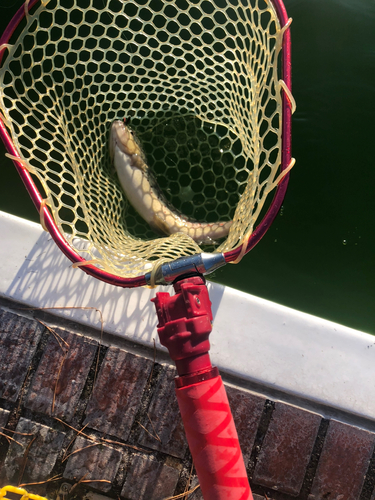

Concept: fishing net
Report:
left=0, top=0, right=294, bottom=279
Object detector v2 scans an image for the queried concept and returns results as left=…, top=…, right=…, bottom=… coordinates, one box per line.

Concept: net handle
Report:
left=0, top=0, right=292, bottom=288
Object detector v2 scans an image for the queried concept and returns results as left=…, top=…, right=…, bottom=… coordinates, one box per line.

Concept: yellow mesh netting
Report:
left=0, top=0, right=286, bottom=278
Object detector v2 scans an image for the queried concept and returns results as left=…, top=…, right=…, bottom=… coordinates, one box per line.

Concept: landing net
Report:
left=0, top=0, right=294, bottom=280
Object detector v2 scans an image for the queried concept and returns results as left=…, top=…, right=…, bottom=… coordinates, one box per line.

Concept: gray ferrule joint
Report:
left=145, top=253, right=226, bottom=286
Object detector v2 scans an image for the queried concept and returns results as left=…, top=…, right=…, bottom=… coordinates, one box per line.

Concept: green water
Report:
left=1, top=0, right=374, bottom=334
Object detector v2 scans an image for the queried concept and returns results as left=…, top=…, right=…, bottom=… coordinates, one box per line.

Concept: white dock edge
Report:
left=1, top=210, right=374, bottom=422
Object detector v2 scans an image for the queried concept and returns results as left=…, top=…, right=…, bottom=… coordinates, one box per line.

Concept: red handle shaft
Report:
left=176, top=374, right=253, bottom=500
left=152, top=276, right=253, bottom=500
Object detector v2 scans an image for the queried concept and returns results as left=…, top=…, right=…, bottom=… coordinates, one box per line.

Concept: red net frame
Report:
left=0, top=0, right=292, bottom=288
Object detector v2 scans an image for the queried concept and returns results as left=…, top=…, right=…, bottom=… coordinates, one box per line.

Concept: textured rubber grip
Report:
left=175, top=375, right=253, bottom=500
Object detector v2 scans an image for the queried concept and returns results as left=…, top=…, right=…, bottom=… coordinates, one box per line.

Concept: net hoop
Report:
left=0, top=0, right=293, bottom=288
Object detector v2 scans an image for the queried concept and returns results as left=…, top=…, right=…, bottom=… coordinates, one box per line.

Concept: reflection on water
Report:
left=332, top=0, right=375, bottom=17
left=1, top=0, right=375, bottom=334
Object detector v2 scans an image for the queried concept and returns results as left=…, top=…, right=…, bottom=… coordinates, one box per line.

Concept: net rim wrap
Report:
left=0, top=0, right=292, bottom=289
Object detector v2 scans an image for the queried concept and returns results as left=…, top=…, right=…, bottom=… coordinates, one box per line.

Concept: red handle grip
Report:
left=175, top=375, right=253, bottom=500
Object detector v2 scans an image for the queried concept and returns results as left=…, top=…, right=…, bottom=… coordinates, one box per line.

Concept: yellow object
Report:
left=0, top=0, right=294, bottom=277
left=0, top=485, right=48, bottom=500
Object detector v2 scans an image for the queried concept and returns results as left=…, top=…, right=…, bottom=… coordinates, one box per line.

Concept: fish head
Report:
left=110, top=120, right=142, bottom=163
